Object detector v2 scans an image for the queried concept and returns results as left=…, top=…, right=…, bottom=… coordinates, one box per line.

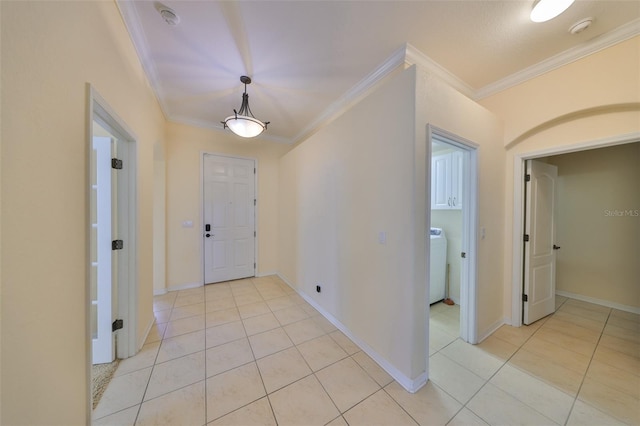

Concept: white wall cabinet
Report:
left=431, top=151, right=462, bottom=210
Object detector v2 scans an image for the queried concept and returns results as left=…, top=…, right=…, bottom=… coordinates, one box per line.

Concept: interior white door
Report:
left=523, top=160, right=558, bottom=325
left=91, top=136, right=116, bottom=364
left=203, top=155, right=256, bottom=284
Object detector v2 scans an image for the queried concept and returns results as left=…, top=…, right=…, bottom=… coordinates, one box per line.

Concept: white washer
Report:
left=429, top=228, right=447, bottom=304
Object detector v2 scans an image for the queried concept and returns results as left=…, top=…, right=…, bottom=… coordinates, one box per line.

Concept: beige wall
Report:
left=279, top=68, right=422, bottom=384
left=279, top=64, right=504, bottom=387
left=416, top=68, right=505, bottom=339
left=1, top=2, right=165, bottom=424
left=479, top=36, right=640, bottom=322
left=165, top=122, right=290, bottom=291
left=2, top=3, right=635, bottom=422
left=481, top=37, right=640, bottom=148
left=546, top=143, right=640, bottom=307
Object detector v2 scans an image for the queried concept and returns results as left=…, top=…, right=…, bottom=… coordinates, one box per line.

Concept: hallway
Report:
left=93, top=276, right=639, bottom=425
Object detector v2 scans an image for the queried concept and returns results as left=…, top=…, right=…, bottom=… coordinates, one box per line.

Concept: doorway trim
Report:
left=428, top=125, right=479, bottom=344
left=200, top=152, right=258, bottom=285
left=87, top=84, right=138, bottom=359
left=510, top=131, right=640, bottom=326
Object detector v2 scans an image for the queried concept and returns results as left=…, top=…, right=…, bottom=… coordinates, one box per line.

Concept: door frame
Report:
left=200, top=152, right=258, bottom=285
left=428, top=125, right=479, bottom=344
left=510, top=131, right=640, bottom=326
left=87, top=84, right=138, bottom=360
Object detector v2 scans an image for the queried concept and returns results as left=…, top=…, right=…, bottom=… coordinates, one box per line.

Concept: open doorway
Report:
left=428, top=126, right=478, bottom=357
left=88, top=85, right=138, bottom=407
left=511, top=134, right=639, bottom=326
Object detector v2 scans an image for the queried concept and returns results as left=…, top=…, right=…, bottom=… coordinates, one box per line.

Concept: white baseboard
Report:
left=153, top=288, right=168, bottom=296
left=276, top=272, right=427, bottom=393
left=167, top=282, right=202, bottom=293
left=276, top=272, right=295, bottom=288
left=138, top=316, right=155, bottom=352
left=476, top=318, right=507, bottom=343
left=257, top=271, right=278, bottom=278
left=556, top=291, right=640, bottom=314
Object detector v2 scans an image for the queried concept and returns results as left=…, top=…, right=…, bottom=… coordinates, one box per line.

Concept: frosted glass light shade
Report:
left=223, top=115, right=266, bottom=138
left=530, top=0, right=575, bottom=22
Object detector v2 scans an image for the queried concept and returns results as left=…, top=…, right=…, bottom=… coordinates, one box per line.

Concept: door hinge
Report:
left=254, top=199, right=256, bottom=206
left=254, top=231, right=256, bottom=237
left=461, top=252, right=466, bottom=259
left=523, top=234, right=530, bottom=242
left=254, top=262, right=256, bottom=269
left=522, top=294, right=528, bottom=302
left=112, top=158, right=123, bottom=170
left=112, top=319, right=124, bottom=332
left=525, top=174, right=530, bottom=182
left=254, top=168, right=256, bottom=174
left=112, top=239, right=124, bottom=250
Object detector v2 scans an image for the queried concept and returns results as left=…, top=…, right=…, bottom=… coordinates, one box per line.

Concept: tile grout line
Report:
left=116, top=285, right=633, bottom=426
left=203, top=290, right=209, bottom=426
left=450, top=312, right=557, bottom=426
left=487, top=308, right=577, bottom=426
left=486, top=299, right=615, bottom=426
left=221, top=278, right=387, bottom=423
left=205, top=284, right=278, bottom=424
left=202, top=277, right=342, bottom=424
left=132, top=294, right=178, bottom=425
left=233, top=284, right=280, bottom=425
left=544, top=300, right=629, bottom=425
left=562, top=307, right=615, bottom=426
left=380, top=384, right=423, bottom=426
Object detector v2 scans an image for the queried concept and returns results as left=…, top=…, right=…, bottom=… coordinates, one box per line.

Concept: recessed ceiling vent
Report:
left=156, top=4, right=180, bottom=26
left=569, top=18, right=593, bottom=35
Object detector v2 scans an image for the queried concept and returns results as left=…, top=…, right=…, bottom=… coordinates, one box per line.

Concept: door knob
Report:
left=205, top=233, right=212, bottom=238
left=553, top=245, right=561, bottom=250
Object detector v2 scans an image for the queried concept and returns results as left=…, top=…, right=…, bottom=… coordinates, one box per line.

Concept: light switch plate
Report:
left=378, top=231, right=387, bottom=244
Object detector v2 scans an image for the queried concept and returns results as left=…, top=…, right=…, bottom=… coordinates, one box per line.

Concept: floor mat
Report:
left=92, top=359, right=120, bottom=409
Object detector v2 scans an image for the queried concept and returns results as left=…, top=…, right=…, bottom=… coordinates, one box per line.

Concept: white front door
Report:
left=203, top=154, right=256, bottom=284
left=523, top=160, right=558, bottom=325
left=91, top=136, right=116, bottom=364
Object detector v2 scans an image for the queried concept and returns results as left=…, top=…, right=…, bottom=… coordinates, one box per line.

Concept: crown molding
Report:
left=404, top=43, right=476, bottom=99
left=475, top=18, right=640, bottom=100
left=116, top=1, right=170, bottom=119
left=289, top=43, right=476, bottom=145
left=290, top=44, right=408, bottom=145
left=116, top=2, right=638, bottom=143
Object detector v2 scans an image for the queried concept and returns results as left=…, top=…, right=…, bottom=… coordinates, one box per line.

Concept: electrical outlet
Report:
left=316, top=285, right=321, bottom=293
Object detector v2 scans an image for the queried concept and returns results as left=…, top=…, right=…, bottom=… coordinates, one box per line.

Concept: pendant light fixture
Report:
left=222, top=76, right=269, bottom=138
left=530, top=0, right=575, bottom=22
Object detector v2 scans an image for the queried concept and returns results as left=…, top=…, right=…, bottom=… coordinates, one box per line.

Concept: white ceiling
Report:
left=117, top=1, right=640, bottom=144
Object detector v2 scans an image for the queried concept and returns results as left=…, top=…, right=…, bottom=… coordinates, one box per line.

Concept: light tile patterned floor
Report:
left=93, top=277, right=639, bottom=425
